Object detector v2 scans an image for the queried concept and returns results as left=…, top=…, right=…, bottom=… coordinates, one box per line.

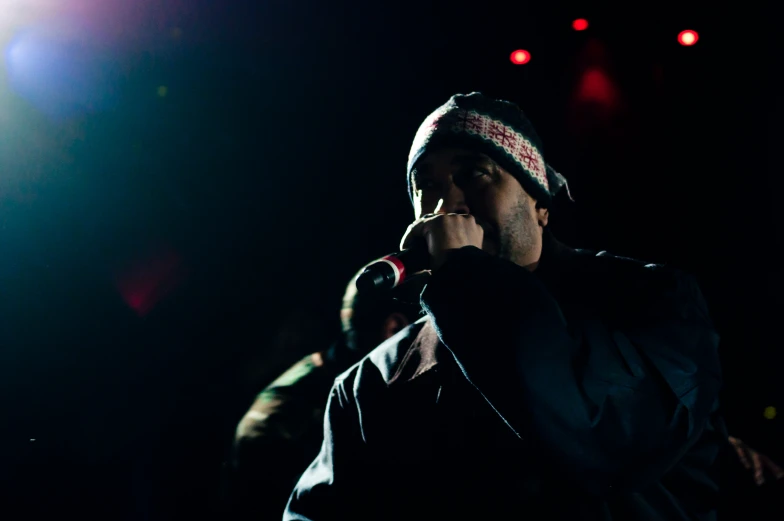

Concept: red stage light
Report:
left=510, top=49, right=531, bottom=65
left=576, top=68, right=617, bottom=106
left=678, top=30, right=699, bottom=46
left=572, top=19, right=589, bottom=31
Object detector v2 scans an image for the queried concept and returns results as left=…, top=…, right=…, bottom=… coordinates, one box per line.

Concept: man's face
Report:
left=410, top=147, right=548, bottom=266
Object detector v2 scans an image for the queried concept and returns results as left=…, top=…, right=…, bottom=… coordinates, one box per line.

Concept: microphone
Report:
left=356, top=239, right=430, bottom=294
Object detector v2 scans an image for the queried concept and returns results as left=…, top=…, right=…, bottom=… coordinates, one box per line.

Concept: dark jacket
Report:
left=284, top=240, right=725, bottom=521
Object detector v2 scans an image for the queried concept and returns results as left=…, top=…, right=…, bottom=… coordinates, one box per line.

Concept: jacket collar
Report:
left=386, top=317, right=443, bottom=385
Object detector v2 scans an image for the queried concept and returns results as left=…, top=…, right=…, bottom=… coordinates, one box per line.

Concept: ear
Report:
left=536, top=206, right=549, bottom=228
left=381, top=312, right=411, bottom=340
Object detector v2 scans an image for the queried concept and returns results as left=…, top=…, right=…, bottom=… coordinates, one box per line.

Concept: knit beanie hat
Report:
left=407, top=92, right=571, bottom=206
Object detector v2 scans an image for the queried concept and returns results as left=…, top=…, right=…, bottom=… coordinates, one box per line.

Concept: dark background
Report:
left=0, top=1, right=778, bottom=519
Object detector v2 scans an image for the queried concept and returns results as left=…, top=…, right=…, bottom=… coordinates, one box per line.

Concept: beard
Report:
left=495, top=199, right=540, bottom=265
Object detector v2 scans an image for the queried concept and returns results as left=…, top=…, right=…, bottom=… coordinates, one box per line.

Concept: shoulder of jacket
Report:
left=264, top=352, right=329, bottom=392
left=589, top=250, right=692, bottom=284
left=332, top=316, right=429, bottom=391
left=585, top=251, right=708, bottom=321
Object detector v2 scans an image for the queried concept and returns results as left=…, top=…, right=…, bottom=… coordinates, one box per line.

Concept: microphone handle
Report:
left=356, top=241, right=430, bottom=294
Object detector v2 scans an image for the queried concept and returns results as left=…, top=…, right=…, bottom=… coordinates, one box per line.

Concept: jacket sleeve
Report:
left=284, top=376, right=372, bottom=521
left=420, top=246, right=722, bottom=494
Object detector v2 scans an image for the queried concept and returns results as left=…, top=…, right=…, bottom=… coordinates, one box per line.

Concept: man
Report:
left=284, top=93, right=726, bottom=520
left=226, top=263, right=420, bottom=520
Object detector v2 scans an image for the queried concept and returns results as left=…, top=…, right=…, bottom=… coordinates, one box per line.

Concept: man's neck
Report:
left=515, top=238, right=543, bottom=272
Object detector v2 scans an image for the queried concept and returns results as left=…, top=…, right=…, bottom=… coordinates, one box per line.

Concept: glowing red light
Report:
left=576, top=68, right=618, bottom=107
left=678, top=30, right=699, bottom=46
left=510, top=49, right=531, bottom=65
left=116, top=248, right=187, bottom=317
left=572, top=19, right=589, bottom=31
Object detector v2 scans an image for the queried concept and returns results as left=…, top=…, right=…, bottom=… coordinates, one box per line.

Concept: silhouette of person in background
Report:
left=224, top=260, right=421, bottom=520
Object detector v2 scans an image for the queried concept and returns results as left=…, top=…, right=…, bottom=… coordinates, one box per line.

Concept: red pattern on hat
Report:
left=410, top=108, right=549, bottom=193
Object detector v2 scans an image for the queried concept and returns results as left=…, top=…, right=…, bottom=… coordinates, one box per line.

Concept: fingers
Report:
left=398, top=215, right=442, bottom=250
left=403, top=214, right=442, bottom=250
left=400, top=220, right=424, bottom=251
left=729, top=436, right=784, bottom=485
left=751, top=450, right=764, bottom=485
left=735, top=446, right=752, bottom=470
left=729, top=437, right=752, bottom=469
left=422, top=212, right=469, bottom=220
left=400, top=213, right=475, bottom=250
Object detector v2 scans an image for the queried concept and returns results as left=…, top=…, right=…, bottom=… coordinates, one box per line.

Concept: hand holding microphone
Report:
left=357, top=203, right=484, bottom=294
left=400, top=211, right=484, bottom=270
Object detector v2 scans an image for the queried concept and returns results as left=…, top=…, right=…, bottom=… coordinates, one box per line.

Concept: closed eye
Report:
left=456, top=167, right=491, bottom=185
left=413, top=177, right=435, bottom=191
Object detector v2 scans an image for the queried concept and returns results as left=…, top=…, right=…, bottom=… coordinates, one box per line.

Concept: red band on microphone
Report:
left=381, top=254, right=406, bottom=287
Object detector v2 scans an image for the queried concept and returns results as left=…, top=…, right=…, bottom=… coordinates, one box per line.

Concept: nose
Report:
left=436, top=182, right=470, bottom=215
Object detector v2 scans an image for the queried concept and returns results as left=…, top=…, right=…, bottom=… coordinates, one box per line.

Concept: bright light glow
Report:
left=678, top=30, right=699, bottom=46
left=4, top=23, right=117, bottom=118
left=2, top=0, right=192, bottom=121
left=510, top=49, right=530, bottom=65
left=0, top=0, right=58, bottom=34
left=764, top=406, right=777, bottom=420
left=572, top=19, right=589, bottom=31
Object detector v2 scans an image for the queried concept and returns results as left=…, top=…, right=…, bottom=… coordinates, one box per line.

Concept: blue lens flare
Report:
left=5, top=20, right=119, bottom=119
